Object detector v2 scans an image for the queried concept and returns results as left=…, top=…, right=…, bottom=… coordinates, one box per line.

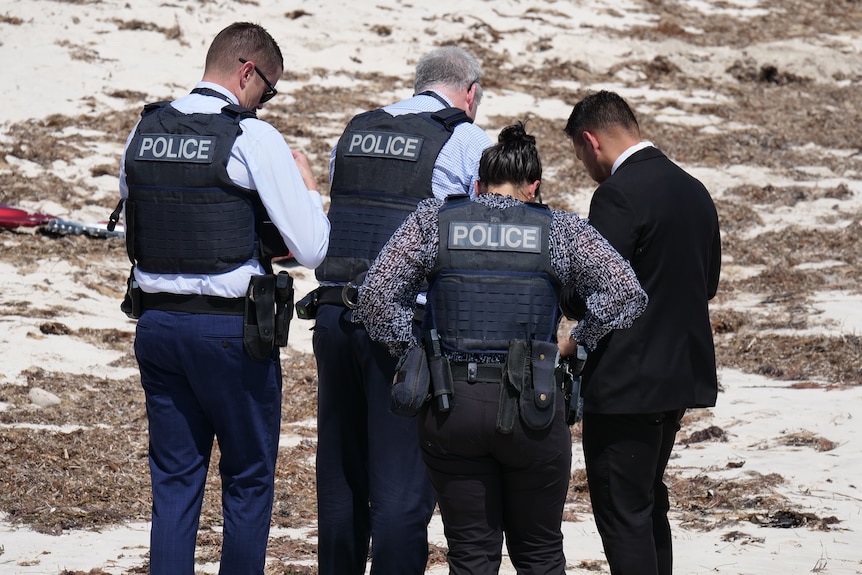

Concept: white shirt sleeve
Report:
left=234, top=119, right=330, bottom=269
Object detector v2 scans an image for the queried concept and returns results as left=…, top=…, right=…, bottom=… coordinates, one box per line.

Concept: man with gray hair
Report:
left=304, top=45, right=492, bottom=575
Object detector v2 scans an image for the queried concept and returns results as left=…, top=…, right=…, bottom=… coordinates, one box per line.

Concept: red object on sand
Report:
left=0, top=204, right=57, bottom=228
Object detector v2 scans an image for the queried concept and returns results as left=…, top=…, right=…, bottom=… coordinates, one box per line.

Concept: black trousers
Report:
left=419, top=378, right=572, bottom=575
left=582, top=409, right=686, bottom=575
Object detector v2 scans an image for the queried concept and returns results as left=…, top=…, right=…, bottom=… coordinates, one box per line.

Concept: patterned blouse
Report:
left=353, top=193, right=647, bottom=359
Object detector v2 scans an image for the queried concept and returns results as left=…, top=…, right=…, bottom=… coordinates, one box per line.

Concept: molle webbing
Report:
left=124, top=101, right=267, bottom=274
left=125, top=187, right=256, bottom=274
left=316, top=192, right=423, bottom=282
left=318, top=106, right=471, bottom=283
left=427, top=197, right=561, bottom=354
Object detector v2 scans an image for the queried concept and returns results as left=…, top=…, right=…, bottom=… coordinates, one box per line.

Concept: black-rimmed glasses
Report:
left=239, top=58, right=278, bottom=103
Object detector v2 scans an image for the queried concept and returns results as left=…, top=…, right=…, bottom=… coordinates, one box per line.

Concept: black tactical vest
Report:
left=124, top=101, right=284, bottom=274
left=426, top=196, right=562, bottom=355
left=316, top=105, right=471, bottom=283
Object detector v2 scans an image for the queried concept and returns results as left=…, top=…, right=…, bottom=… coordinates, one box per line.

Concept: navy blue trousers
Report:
left=135, top=310, right=282, bottom=575
left=582, top=409, right=685, bottom=575
left=313, top=304, right=436, bottom=575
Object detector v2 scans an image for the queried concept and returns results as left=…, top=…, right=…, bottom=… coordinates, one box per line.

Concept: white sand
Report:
left=1, top=0, right=861, bottom=573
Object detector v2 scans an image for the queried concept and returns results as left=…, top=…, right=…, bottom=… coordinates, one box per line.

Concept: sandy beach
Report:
left=1, top=0, right=861, bottom=573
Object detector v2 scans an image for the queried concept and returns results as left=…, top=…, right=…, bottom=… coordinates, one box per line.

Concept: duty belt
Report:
left=450, top=362, right=504, bottom=383
left=317, top=284, right=426, bottom=323
left=141, top=292, right=245, bottom=315
left=450, top=360, right=567, bottom=388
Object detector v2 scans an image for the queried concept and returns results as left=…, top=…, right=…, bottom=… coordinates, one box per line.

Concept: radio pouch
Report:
left=244, top=274, right=276, bottom=361
left=520, top=340, right=557, bottom=431
left=391, top=346, right=431, bottom=417
left=501, top=339, right=557, bottom=432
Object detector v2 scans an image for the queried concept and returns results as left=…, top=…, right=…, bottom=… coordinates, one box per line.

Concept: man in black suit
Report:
left=559, top=90, right=721, bottom=575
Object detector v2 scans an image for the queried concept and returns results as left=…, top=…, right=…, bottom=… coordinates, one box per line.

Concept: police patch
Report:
left=345, top=130, right=424, bottom=161
left=448, top=222, right=542, bottom=253
left=135, top=134, right=216, bottom=163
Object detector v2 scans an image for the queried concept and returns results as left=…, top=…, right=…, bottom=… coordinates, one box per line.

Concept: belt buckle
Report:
left=467, top=361, right=478, bottom=383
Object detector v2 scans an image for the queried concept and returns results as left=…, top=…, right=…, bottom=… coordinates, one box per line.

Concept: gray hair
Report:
left=414, top=46, right=482, bottom=94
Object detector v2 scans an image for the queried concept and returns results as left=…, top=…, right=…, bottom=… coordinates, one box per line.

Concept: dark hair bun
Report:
left=498, top=121, right=535, bottom=147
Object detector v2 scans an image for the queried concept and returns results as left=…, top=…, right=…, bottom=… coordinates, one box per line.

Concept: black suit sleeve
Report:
left=559, top=283, right=587, bottom=320
left=707, top=223, right=721, bottom=300
left=587, top=183, right=639, bottom=262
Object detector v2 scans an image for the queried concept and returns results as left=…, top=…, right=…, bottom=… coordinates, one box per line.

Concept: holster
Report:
left=424, top=328, right=453, bottom=412
left=562, top=345, right=587, bottom=425
left=428, top=357, right=454, bottom=413
left=391, top=346, right=431, bottom=417
left=498, top=340, right=527, bottom=434
left=120, top=267, right=142, bottom=319
left=244, top=271, right=293, bottom=361
left=565, top=373, right=584, bottom=425
left=499, top=339, right=558, bottom=433
left=273, top=271, right=294, bottom=347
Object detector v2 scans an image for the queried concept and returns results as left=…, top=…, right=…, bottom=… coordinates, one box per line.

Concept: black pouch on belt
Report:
left=519, top=340, right=558, bottom=430
left=391, top=346, right=431, bottom=417
left=244, top=274, right=276, bottom=361
left=120, top=266, right=142, bottom=319
left=501, top=339, right=558, bottom=432
left=499, top=339, right=529, bottom=434
left=273, top=271, right=294, bottom=347
left=424, top=328, right=453, bottom=413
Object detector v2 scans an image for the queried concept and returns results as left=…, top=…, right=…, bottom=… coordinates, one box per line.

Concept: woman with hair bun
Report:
left=355, top=122, right=647, bottom=574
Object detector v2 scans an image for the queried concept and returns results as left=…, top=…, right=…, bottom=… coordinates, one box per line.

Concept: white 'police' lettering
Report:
left=345, top=130, right=423, bottom=161
left=136, top=134, right=216, bottom=163
left=449, top=222, right=542, bottom=253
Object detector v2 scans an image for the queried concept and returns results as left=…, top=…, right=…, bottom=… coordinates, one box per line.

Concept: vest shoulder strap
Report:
left=220, top=103, right=258, bottom=121
left=141, top=101, right=171, bottom=117
left=431, top=107, right=472, bottom=131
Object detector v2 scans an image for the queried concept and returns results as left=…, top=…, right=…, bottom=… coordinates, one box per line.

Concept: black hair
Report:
left=563, top=90, right=639, bottom=139
left=478, top=121, right=542, bottom=189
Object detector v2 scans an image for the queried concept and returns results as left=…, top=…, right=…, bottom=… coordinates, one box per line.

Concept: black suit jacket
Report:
left=581, top=146, right=721, bottom=414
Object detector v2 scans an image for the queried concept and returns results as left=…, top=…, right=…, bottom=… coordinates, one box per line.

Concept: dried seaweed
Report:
left=1, top=1, right=859, bottom=572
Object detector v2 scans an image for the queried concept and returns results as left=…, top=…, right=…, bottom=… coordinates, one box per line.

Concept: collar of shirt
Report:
left=475, top=192, right=523, bottom=209
left=194, top=82, right=239, bottom=104
left=382, top=90, right=453, bottom=115
left=611, top=141, right=654, bottom=175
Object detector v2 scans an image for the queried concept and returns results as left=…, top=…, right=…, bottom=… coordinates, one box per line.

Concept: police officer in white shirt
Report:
left=117, top=22, right=329, bottom=575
